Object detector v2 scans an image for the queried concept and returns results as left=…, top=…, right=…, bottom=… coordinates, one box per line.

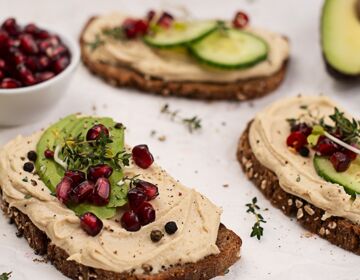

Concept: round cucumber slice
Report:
left=143, top=20, right=218, bottom=48
left=189, top=28, right=269, bottom=69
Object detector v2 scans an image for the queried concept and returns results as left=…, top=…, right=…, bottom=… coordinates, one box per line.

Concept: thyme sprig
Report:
left=61, top=132, right=131, bottom=171
left=246, top=197, right=266, bottom=240
left=161, top=104, right=202, bottom=133
left=102, top=27, right=125, bottom=40
left=87, top=34, right=105, bottom=51
left=0, top=272, right=12, bottom=280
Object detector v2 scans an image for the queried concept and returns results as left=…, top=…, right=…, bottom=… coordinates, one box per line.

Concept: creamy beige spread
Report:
left=249, top=95, right=360, bottom=224
left=0, top=132, right=222, bottom=274
left=83, top=13, right=290, bottom=82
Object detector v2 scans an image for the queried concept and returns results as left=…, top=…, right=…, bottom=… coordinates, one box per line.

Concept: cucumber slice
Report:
left=143, top=20, right=218, bottom=48
left=314, top=155, right=360, bottom=195
left=189, top=28, right=268, bottom=69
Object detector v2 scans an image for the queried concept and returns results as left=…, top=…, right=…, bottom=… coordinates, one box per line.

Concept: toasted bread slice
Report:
left=1, top=187, right=241, bottom=280
left=237, top=122, right=360, bottom=254
left=80, top=16, right=288, bottom=101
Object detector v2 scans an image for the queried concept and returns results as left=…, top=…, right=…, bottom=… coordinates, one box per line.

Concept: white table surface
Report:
left=0, top=0, right=360, bottom=279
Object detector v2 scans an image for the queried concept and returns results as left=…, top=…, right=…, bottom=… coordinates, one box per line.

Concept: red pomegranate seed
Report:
left=147, top=10, right=156, bottom=21
left=291, top=122, right=312, bottom=136
left=121, top=210, right=141, bottom=232
left=0, top=70, right=3, bottom=80
left=19, top=34, right=39, bottom=54
left=0, top=78, right=21, bottom=89
left=122, top=18, right=138, bottom=39
left=38, top=55, right=50, bottom=69
left=0, top=30, right=9, bottom=47
left=127, top=187, right=147, bottom=210
left=80, top=212, right=103, bottom=236
left=330, top=152, right=351, bottom=172
left=53, top=56, right=70, bottom=73
left=315, top=136, right=339, bottom=156
left=65, top=170, right=86, bottom=187
left=36, top=71, right=55, bottom=82
left=136, top=202, right=156, bottom=226
left=286, top=131, right=307, bottom=151
left=86, top=124, right=109, bottom=141
left=46, top=45, right=67, bottom=59
left=36, top=30, right=50, bottom=39
left=55, top=176, right=73, bottom=204
left=343, top=148, right=358, bottom=161
left=17, top=65, right=36, bottom=86
left=132, top=145, right=154, bottom=169
left=87, top=164, right=113, bottom=182
left=157, top=12, right=174, bottom=28
left=135, top=20, right=149, bottom=35
left=44, top=149, right=54, bottom=159
left=232, top=11, right=249, bottom=29
left=25, top=56, right=39, bottom=71
left=2, top=18, right=20, bottom=36
left=71, top=180, right=94, bottom=204
left=91, top=178, right=111, bottom=206
left=12, top=50, right=26, bottom=65
left=6, top=39, right=20, bottom=49
left=24, top=23, right=39, bottom=35
left=134, top=180, right=159, bottom=200
left=0, top=59, right=5, bottom=69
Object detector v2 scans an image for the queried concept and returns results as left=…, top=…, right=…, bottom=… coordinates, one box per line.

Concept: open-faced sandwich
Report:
left=237, top=95, right=360, bottom=253
left=80, top=10, right=290, bottom=101
left=0, top=115, right=241, bottom=279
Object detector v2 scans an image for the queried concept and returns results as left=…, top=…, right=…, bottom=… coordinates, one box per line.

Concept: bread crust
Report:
left=0, top=196, right=241, bottom=280
left=80, top=16, right=288, bottom=101
left=237, top=122, right=360, bottom=254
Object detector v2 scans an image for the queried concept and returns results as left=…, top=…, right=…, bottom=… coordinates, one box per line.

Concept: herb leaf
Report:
left=161, top=104, right=202, bottom=133
left=328, top=107, right=360, bottom=144
left=0, top=272, right=12, bottom=280
left=246, top=197, right=266, bottom=240
left=86, top=34, right=104, bottom=51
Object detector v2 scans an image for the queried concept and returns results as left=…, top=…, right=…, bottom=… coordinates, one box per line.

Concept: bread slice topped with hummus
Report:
left=237, top=95, right=360, bottom=254
left=80, top=10, right=289, bottom=101
left=0, top=115, right=241, bottom=279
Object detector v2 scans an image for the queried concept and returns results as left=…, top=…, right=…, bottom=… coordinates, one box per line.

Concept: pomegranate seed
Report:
left=71, top=180, right=94, bottom=204
left=157, top=12, right=174, bottom=28
left=80, top=212, right=103, bottom=236
left=53, top=56, right=70, bottom=73
left=36, top=71, right=55, bottom=82
left=136, top=202, right=156, bottom=226
left=38, top=55, right=50, bottom=69
left=38, top=40, right=53, bottom=53
left=25, top=56, right=39, bottom=71
left=6, top=39, right=20, bottom=49
left=132, top=145, right=154, bottom=169
left=2, top=18, right=20, bottom=36
left=44, top=149, right=54, bottom=159
left=330, top=152, right=351, bottom=172
left=17, top=65, right=36, bottom=86
left=36, top=30, right=50, bottom=39
left=121, top=210, right=141, bottom=232
left=135, top=20, right=149, bottom=35
left=12, top=50, right=26, bottom=65
left=286, top=131, right=307, bottom=151
left=86, top=124, right=110, bottom=141
left=315, top=136, right=339, bottom=156
left=0, top=70, right=3, bottom=80
left=232, top=11, right=249, bottom=29
left=87, top=164, right=113, bottom=182
left=24, top=23, right=39, bottom=35
left=0, top=30, right=9, bottom=47
left=0, top=78, right=21, bottom=89
left=342, top=147, right=358, bottom=161
left=56, top=176, right=73, bottom=204
left=127, top=187, right=147, bottom=210
left=134, top=180, right=159, bottom=200
left=91, top=178, right=111, bottom=206
left=46, top=45, right=67, bottom=59
left=147, top=10, right=156, bottom=21
left=122, top=18, right=138, bottom=39
left=291, top=122, right=312, bottom=136
left=65, top=170, right=86, bottom=187
left=0, top=59, right=5, bottom=69
left=20, top=34, right=39, bottom=54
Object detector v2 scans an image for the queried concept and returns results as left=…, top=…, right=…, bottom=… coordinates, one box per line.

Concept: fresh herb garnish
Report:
left=102, top=27, right=124, bottom=40
left=246, top=197, right=266, bottom=240
left=160, top=104, right=202, bottom=133
left=0, top=272, right=12, bottom=280
left=22, top=177, right=28, bottom=182
left=24, top=194, right=32, bottom=199
left=87, top=34, right=105, bottom=51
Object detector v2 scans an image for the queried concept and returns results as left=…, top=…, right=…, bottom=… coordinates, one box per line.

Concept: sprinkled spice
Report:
left=164, top=221, right=178, bottom=235
left=114, top=123, right=124, bottom=129
left=23, top=162, right=34, bottom=173
left=299, top=146, right=310, bottom=157
left=150, top=230, right=164, bottom=242
left=27, top=150, right=37, bottom=162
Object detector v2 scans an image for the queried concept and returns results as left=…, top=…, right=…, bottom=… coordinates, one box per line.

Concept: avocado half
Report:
left=321, top=0, right=360, bottom=79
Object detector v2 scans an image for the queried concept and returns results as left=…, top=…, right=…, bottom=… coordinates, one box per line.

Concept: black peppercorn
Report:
left=27, top=150, right=37, bottom=162
left=23, top=162, right=34, bottom=173
left=299, top=146, right=310, bottom=157
left=164, top=221, right=178, bottom=235
left=114, top=123, right=123, bottom=129
left=150, top=230, right=163, bottom=242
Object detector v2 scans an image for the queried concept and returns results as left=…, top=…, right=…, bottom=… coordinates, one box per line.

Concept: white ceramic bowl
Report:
left=0, top=28, right=80, bottom=126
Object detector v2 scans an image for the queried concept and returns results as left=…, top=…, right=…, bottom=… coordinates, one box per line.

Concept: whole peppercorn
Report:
left=27, top=150, right=37, bottom=162
left=164, top=221, right=178, bottom=235
left=23, top=162, right=34, bottom=173
left=299, top=146, right=310, bottom=157
left=150, top=230, right=164, bottom=242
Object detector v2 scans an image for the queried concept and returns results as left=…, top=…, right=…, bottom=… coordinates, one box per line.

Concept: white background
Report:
left=0, top=0, right=360, bottom=279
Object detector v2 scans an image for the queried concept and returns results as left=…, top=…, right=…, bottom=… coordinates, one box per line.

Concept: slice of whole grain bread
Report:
left=0, top=194, right=241, bottom=280
left=80, top=16, right=288, bottom=101
left=237, top=122, right=360, bottom=254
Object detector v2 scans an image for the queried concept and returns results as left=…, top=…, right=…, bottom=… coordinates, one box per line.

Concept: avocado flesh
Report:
left=322, top=0, right=360, bottom=76
left=36, top=115, right=127, bottom=219
left=314, top=155, right=360, bottom=195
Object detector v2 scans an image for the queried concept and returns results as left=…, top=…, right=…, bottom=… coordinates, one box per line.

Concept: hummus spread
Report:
left=249, top=95, right=360, bottom=224
left=0, top=132, right=221, bottom=274
left=82, top=13, right=290, bottom=82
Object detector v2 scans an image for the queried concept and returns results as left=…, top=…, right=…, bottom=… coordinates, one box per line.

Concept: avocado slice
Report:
left=314, top=155, right=360, bottom=195
left=36, top=115, right=128, bottom=219
left=321, top=0, right=360, bottom=79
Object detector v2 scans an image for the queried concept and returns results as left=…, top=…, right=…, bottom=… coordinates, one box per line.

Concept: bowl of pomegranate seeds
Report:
left=0, top=18, right=80, bottom=126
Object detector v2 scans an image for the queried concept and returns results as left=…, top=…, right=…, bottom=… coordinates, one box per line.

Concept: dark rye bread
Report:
left=0, top=196, right=241, bottom=280
left=237, top=122, right=360, bottom=254
left=80, top=16, right=288, bottom=101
